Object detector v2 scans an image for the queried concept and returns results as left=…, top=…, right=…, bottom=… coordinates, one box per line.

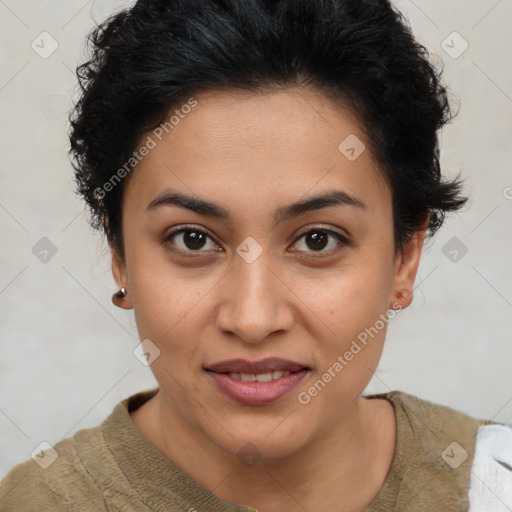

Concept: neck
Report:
left=131, top=392, right=396, bottom=512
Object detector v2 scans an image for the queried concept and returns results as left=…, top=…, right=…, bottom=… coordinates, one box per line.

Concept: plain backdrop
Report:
left=0, top=0, right=511, bottom=478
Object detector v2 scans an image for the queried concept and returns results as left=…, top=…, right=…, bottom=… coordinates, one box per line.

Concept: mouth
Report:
left=224, top=370, right=294, bottom=382
left=204, top=358, right=310, bottom=405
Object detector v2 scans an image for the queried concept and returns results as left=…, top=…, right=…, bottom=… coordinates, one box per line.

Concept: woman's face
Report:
left=113, top=87, right=424, bottom=458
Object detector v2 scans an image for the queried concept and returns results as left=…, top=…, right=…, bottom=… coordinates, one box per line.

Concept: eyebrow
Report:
left=146, top=189, right=366, bottom=223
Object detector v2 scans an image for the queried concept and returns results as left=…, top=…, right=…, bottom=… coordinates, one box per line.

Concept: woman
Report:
left=1, top=0, right=511, bottom=510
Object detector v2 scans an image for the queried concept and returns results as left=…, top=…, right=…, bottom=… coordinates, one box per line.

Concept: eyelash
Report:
left=162, top=224, right=351, bottom=258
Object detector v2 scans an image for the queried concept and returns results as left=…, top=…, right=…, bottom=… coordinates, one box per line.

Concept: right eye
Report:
left=163, top=226, right=221, bottom=254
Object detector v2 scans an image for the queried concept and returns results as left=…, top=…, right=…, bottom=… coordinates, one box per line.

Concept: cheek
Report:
left=126, top=239, right=211, bottom=337
left=298, top=252, right=395, bottom=336
left=129, top=270, right=209, bottom=404
left=298, top=272, right=393, bottom=417
left=296, top=251, right=395, bottom=399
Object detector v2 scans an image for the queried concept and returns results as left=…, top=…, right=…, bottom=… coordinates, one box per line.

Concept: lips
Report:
left=205, top=357, right=308, bottom=374
left=204, top=358, right=310, bottom=405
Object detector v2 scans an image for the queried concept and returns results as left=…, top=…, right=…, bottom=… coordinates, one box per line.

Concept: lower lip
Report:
left=206, top=369, right=309, bottom=405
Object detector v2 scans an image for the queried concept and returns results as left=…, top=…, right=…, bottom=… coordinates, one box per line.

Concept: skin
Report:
left=111, top=87, right=428, bottom=512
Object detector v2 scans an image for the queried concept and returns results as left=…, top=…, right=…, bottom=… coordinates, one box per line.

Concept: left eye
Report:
left=291, top=229, right=349, bottom=254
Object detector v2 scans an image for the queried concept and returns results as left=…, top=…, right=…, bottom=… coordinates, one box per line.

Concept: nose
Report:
left=215, top=250, right=294, bottom=344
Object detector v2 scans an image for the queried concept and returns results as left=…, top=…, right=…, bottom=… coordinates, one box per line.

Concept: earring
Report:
left=390, top=290, right=407, bottom=310
left=394, top=290, right=411, bottom=309
left=112, top=287, right=127, bottom=306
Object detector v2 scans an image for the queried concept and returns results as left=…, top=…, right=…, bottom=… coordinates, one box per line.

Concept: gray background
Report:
left=0, top=0, right=511, bottom=478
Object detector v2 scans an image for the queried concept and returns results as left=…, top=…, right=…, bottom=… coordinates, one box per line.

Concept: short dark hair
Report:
left=69, top=0, right=467, bottom=259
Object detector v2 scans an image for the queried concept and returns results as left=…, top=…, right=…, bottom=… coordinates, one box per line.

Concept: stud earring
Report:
left=390, top=290, right=406, bottom=310
left=112, top=287, right=128, bottom=306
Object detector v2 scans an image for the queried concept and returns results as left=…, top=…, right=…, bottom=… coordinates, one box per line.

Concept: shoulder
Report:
left=0, top=394, right=149, bottom=512
left=0, top=390, right=160, bottom=512
left=369, top=390, right=512, bottom=510
left=380, top=390, right=496, bottom=452
left=0, top=427, right=107, bottom=511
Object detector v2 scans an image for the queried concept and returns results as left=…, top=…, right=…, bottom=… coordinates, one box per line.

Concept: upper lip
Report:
left=205, top=357, right=308, bottom=374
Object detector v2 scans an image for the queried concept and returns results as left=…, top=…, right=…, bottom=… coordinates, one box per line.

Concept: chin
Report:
left=198, top=412, right=317, bottom=462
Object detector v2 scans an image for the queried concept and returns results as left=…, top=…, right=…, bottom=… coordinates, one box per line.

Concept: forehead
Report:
left=162, top=87, right=367, bottom=163
left=124, top=87, right=390, bottom=217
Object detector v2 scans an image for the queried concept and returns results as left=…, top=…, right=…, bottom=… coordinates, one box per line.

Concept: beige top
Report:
left=0, top=387, right=501, bottom=511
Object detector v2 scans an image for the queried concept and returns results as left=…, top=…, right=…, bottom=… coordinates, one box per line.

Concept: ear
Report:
left=111, top=243, right=133, bottom=310
left=390, top=213, right=430, bottom=310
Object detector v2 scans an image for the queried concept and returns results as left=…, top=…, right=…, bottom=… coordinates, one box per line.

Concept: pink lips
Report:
left=205, top=357, right=309, bottom=405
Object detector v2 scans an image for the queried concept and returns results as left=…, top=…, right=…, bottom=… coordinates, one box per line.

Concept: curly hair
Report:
left=69, top=0, right=467, bottom=260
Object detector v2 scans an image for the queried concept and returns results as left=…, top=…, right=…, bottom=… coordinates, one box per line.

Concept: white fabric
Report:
left=468, top=423, right=512, bottom=511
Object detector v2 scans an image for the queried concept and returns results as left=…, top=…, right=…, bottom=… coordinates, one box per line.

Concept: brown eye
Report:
left=305, top=231, right=329, bottom=251
left=182, top=230, right=208, bottom=250
left=291, top=228, right=350, bottom=255
left=164, top=227, right=219, bottom=253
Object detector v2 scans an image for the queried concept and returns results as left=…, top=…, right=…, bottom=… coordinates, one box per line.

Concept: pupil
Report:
left=307, top=231, right=327, bottom=251
left=185, top=231, right=206, bottom=250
